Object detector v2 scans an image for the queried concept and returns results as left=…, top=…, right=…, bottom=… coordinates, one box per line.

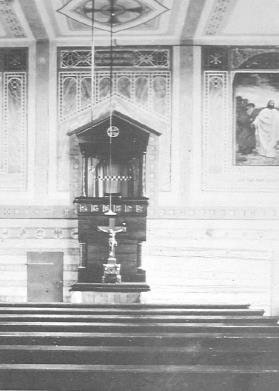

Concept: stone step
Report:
left=0, top=314, right=274, bottom=324
left=0, top=322, right=277, bottom=333
left=1, top=345, right=279, bottom=365
left=2, top=343, right=279, bottom=353
left=1, top=331, right=279, bottom=347
left=0, top=308, right=264, bottom=316
left=0, top=364, right=279, bottom=391
left=0, top=303, right=251, bottom=309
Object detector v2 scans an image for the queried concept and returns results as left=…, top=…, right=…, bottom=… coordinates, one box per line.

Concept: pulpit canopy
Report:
left=67, top=110, right=161, bottom=159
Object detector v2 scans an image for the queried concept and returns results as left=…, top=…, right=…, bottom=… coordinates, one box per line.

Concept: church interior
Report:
left=1, top=0, right=279, bottom=389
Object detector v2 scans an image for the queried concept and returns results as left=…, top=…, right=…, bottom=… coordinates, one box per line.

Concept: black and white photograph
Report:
left=1, top=0, right=279, bottom=390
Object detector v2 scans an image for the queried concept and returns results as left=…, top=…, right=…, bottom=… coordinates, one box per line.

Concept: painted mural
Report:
left=234, top=73, right=279, bottom=166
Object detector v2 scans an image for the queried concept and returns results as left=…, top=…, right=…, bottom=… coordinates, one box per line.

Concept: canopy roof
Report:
left=68, top=110, right=161, bottom=158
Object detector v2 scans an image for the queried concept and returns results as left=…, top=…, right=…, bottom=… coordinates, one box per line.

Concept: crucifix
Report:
left=97, top=215, right=127, bottom=283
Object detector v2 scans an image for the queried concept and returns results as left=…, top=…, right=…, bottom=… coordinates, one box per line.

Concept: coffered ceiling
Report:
left=1, top=0, right=279, bottom=45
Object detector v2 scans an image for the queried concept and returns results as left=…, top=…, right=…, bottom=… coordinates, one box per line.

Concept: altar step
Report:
left=0, top=303, right=278, bottom=390
left=0, top=303, right=252, bottom=308
left=1, top=364, right=279, bottom=391
left=0, top=322, right=278, bottom=333
left=1, top=345, right=279, bottom=365
left=0, top=307, right=265, bottom=316
left=0, top=314, right=274, bottom=323
left=2, top=332, right=279, bottom=348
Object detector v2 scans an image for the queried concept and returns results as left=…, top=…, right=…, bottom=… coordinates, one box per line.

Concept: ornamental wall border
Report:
left=0, top=206, right=279, bottom=220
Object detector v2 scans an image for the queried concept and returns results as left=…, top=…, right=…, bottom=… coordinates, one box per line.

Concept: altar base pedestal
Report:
left=70, top=283, right=150, bottom=304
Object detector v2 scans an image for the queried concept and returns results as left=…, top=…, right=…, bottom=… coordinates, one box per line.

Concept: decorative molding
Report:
left=57, top=0, right=169, bottom=33
left=203, top=46, right=228, bottom=70
left=205, top=0, right=233, bottom=36
left=0, top=226, right=78, bottom=241
left=58, top=70, right=171, bottom=122
left=0, top=49, right=28, bottom=190
left=59, top=48, right=171, bottom=69
left=0, top=71, right=27, bottom=191
left=2, top=206, right=279, bottom=219
left=149, top=207, right=279, bottom=220
left=0, top=0, right=26, bottom=38
left=202, top=71, right=229, bottom=190
left=232, top=48, right=279, bottom=69
left=0, top=206, right=77, bottom=218
left=77, top=201, right=147, bottom=216
left=1, top=49, right=27, bottom=72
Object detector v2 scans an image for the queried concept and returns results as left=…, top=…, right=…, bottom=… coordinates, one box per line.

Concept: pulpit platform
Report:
left=70, top=283, right=150, bottom=304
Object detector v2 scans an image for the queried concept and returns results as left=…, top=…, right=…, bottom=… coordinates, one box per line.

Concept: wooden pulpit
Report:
left=68, top=110, right=160, bottom=302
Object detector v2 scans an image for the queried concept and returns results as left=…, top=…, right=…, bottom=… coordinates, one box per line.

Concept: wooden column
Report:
left=79, top=242, right=87, bottom=269
left=141, top=152, right=147, bottom=197
left=137, top=243, right=143, bottom=269
left=82, top=154, right=89, bottom=197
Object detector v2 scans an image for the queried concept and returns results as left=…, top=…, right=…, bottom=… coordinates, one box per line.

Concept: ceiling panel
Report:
left=38, top=0, right=190, bottom=44
left=5, top=0, right=279, bottom=46
left=197, top=0, right=279, bottom=44
left=0, top=0, right=33, bottom=40
left=223, top=0, right=279, bottom=36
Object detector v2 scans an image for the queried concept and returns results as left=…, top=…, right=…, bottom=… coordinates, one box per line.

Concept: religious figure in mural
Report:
left=234, top=73, right=279, bottom=165
left=253, top=100, right=279, bottom=158
left=236, top=101, right=257, bottom=155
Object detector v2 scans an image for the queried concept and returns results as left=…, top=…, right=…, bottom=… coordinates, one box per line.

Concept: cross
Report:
left=97, top=216, right=126, bottom=264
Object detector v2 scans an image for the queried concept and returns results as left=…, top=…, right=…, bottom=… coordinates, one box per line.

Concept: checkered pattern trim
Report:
left=96, top=175, right=133, bottom=182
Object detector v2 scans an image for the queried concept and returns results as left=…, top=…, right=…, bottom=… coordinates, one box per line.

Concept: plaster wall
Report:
left=0, top=41, right=279, bottom=313
left=144, top=45, right=279, bottom=314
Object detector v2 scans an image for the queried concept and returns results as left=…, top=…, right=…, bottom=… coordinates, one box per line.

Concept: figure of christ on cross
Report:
left=97, top=217, right=126, bottom=283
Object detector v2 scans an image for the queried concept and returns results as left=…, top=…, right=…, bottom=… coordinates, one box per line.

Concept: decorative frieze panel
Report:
left=0, top=48, right=28, bottom=192
left=3, top=205, right=279, bottom=219
left=77, top=202, right=147, bottom=216
left=59, top=48, right=170, bottom=69
left=59, top=70, right=171, bottom=121
left=0, top=72, right=27, bottom=190
left=203, top=46, right=228, bottom=70
left=4, top=49, right=27, bottom=71
left=204, top=0, right=233, bottom=36
left=203, top=46, right=279, bottom=70
left=0, top=226, right=78, bottom=241
left=202, top=71, right=229, bottom=189
left=0, top=0, right=26, bottom=38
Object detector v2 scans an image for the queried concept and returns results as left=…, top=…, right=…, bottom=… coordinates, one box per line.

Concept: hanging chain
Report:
left=90, top=0, right=95, bottom=122
left=108, top=0, right=114, bottom=212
